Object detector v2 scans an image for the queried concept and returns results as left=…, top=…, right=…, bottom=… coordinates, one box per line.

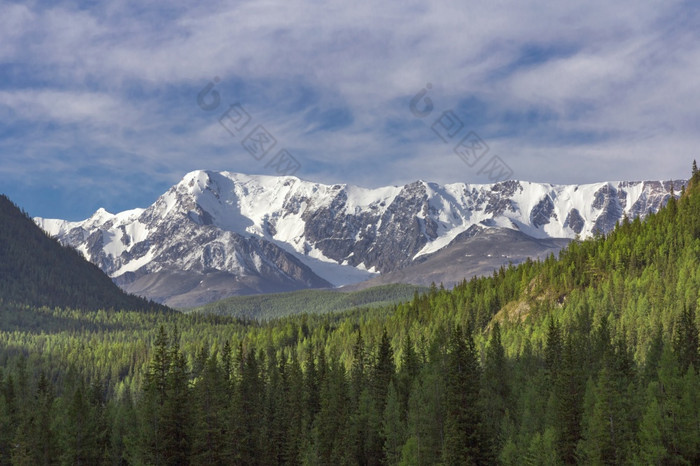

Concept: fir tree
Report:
left=442, top=326, right=490, bottom=465
left=191, top=354, right=232, bottom=465
left=482, top=322, right=510, bottom=451
left=161, top=332, right=192, bottom=465
left=397, top=334, right=420, bottom=417
left=673, top=306, right=699, bottom=373
left=382, top=382, right=405, bottom=465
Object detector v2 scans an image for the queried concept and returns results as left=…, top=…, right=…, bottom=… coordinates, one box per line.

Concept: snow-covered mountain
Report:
left=35, top=170, right=685, bottom=307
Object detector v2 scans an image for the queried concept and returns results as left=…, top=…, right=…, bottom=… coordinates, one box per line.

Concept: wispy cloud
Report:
left=0, top=0, right=698, bottom=219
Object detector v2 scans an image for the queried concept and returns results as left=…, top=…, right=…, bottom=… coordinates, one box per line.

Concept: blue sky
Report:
left=1, top=0, right=699, bottom=220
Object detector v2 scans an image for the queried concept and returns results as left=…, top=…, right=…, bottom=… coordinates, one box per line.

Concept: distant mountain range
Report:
left=0, top=194, right=169, bottom=312
left=35, top=171, right=685, bottom=307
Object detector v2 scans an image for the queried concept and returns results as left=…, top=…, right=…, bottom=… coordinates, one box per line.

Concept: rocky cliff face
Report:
left=35, top=170, right=685, bottom=306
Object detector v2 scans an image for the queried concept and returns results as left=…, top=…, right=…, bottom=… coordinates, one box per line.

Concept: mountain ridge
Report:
left=34, top=170, right=685, bottom=306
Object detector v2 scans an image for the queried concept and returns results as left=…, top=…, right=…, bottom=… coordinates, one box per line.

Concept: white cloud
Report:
left=1, top=0, right=699, bottom=219
left=0, top=90, right=135, bottom=124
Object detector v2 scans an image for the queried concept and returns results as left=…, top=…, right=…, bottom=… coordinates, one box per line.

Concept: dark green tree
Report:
left=397, top=334, right=420, bottom=417
left=161, top=330, right=193, bottom=465
left=442, top=326, right=491, bottom=465
left=366, top=328, right=395, bottom=465
left=673, top=306, right=699, bottom=373
left=140, top=326, right=171, bottom=465
left=482, top=322, right=510, bottom=451
left=12, top=371, right=58, bottom=465
left=382, top=381, right=406, bottom=465
left=191, top=353, right=232, bottom=465
left=553, top=334, right=585, bottom=464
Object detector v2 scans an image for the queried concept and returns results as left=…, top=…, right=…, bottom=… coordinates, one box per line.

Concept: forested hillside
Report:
left=0, top=165, right=699, bottom=464
left=0, top=195, right=169, bottom=312
left=189, top=284, right=425, bottom=319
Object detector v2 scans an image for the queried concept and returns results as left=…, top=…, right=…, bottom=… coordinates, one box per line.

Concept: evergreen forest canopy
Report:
left=0, top=163, right=700, bottom=464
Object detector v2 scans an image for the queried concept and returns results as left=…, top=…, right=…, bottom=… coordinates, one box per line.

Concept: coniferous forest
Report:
left=1, top=166, right=700, bottom=464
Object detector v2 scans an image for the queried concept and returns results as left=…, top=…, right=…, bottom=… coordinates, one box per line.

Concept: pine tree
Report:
left=59, top=379, right=108, bottom=465
left=351, top=387, right=373, bottom=465
left=232, top=348, right=264, bottom=464
left=140, top=326, right=171, bottom=465
left=313, top=358, right=352, bottom=465
left=366, top=328, right=396, bottom=465
left=676, top=366, right=700, bottom=462
left=653, top=344, right=694, bottom=463
left=554, top=334, right=585, bottom=464
left=221, top=340, right=233, bottom=389
left=673, top=306, right=699, bottom=373
left=260, top=350, right=287, bottom=465
left=284, top=349, right=305, bottom=464
left=544, top=318, right=561, bottom=383
left=0, top=389, right=11, bottom=466
left=442, top=326, right=490, bottom=465
left=351, top=330, right=367, bottom=404
left=397, top=334, right=420, bottom=417
left=643, top=328, right=664, bottom=384
left=349, top=330, right=370, bottom=463
left=406, top=366, right=444, bottom=465
left=525, top=428, right=558, bottom=465
left=191, top=353, right=232, bottom=465
left=304, top=348, right=321, bottom=426
left=109, top=390, right=138, bottom=466
left=12, top=371, right=58, bottom=465
left=578, top=334, right=638, bottom=464
left=398, top=436, right=419, bottom=466
left=382, top=382, right=406, bottom=465
left=637, top=392, right=667, bottom=464
left=161, top=332, right=192, bottom=465
left=482, top=322, right=510, bottom=451
left=373, top=329, right=396, bottom=409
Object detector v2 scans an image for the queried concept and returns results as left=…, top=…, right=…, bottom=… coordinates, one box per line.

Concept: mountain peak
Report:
left=34, top=173, right=687, bottom=307
left=87, top=207, right=113, bottom=223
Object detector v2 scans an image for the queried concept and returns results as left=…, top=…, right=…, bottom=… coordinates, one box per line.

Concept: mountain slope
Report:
left=190, top=283, right=425, bottom=319
left=345, top=226, right=571, bottom=290
left=0, top=195, right=169, bottom=312
left=35, top=171, right=684, bottom=306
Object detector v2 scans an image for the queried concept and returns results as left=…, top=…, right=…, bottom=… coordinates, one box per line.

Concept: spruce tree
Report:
left=636, top=391, right=667, bottom=464
left=382, top=382, right=406, bottom=465
left=397, top=334, right=420, bottom=417
left=140, top=326, right=171, bottom=465
left=442, top=326, right=490, bottom=465
left=233, top=348, right=263, bottom=464
left=554, top=334, right=585, bottom=464
left=191, top=354, right=231, bottom=465
left=314, top=358, right=352, bottom=464
left=673, top=306, right=699, bottom=373
left=161, top=334, right=192, bottom=465
left=284, top=349, right=305, bottom=464
left=544, top=318, right=561, bottom=383
left=482, top=322, right=510, bottom=451
left=406, top=365, right=444, bottom=464
left=0, top=390, right=11, bottom=466
left=367, top=329, right=395, bottom=464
